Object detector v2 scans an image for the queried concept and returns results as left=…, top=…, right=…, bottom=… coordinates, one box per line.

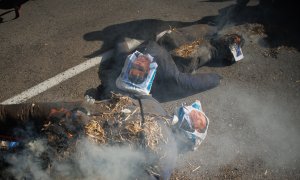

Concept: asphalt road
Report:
left=1, top=0, right=299, bottom=179
left=0, top=0, right=226, bottom=103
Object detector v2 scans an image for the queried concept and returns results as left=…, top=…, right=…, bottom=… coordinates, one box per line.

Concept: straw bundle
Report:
left=174, top=39, right=204, bottom=58
left=84, top=94, right=168, bottom=152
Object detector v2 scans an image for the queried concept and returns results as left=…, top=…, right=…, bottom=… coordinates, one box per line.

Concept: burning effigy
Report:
left=0, top=94, right=209, bottom=179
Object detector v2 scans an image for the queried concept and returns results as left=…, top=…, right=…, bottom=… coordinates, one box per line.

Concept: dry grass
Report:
left=85, top=120, right=106, bottom=143
left=174, top=39, right=204, bottom=58
left=84, top=94, right=167, bottom=152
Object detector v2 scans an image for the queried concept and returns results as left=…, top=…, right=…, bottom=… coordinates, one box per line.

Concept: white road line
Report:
left=1, top=33, right=169, bottom=105
left=1, top=50, right=113, bottom=105
left=1, top=39, right=147, bottom=105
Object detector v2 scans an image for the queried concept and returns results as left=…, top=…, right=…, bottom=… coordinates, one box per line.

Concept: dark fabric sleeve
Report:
left=0, top=102, right=83, bottom=136
left=133, top=95, right=167, bottom=116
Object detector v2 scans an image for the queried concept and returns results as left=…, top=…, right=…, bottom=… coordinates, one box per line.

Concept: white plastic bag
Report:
left=116, top=51, right=158, bottom=95
left=172, top=100, right=209, bottom=150
left=229, top=42, right=244, bottom=61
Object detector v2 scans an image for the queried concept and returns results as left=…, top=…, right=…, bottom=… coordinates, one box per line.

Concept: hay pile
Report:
left=84, top=93, right=169, bottom=152
left=0, top=94, right=171, bottom=179
left=38, top=93, right=170, bottom=157
left=174, top=39, right=204, bottom=58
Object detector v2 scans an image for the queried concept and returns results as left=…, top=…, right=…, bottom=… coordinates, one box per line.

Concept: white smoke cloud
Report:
left=72, top=140, right=148, bottom=180
left=6, top=139, right=51, bottom=180
left=234, top=90, right=300, bottom=167
left=3, top=121, right=183, bottom=180
left=5, top=139, right=150, bottom=180
left=193, top=83, right=300, bottom=169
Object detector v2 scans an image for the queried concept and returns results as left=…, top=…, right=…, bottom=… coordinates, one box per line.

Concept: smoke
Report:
left=193, top=83, right=300, bottom=169
left=5, top=84, right=298, bottom=178
left=5, top=139, right=51, bottom=180
left=3, top=139, right=151, bottom=180
left=2, top=117, right=184, bottom=179
left=234, top=89, right=300, bottom=167
left=157, top=122, right=179, bottom=180
left=3, top=86, right=298, bottom=178
left=3, top=139, right=147, bottom=179
left=71, top=140, right=147, bottom=180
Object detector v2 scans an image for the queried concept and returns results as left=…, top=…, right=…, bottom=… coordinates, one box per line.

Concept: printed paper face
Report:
left=116, top=51, right=158, bottom=95
left=128, top=56, right=151, bottom=84
left=230, top=43, right=244, bottom=61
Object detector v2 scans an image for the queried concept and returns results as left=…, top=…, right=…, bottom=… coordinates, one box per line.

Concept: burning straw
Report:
left=85, top=120, right=106, bottom=143
left=0, top=94, right=173, bottom=179
left=84, top=94, right=168, bottom=153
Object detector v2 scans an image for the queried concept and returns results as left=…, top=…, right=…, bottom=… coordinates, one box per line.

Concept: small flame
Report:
left=49, top=108, right=71, bottom=118
left=67, top=132, right=73, bottom=138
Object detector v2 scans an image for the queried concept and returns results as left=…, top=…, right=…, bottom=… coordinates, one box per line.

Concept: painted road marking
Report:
left=1, top=38, right=147, bottom=105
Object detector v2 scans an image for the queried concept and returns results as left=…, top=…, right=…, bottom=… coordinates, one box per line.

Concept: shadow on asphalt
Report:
left=207, top=0, right=300, bottom=50
left=199, top=0, right=234, bottom=2
left=83, top=0, right=299, bottom=58
left=83, top=18, right=216, bottom=58
left=0, top=0, right=28, bottom=23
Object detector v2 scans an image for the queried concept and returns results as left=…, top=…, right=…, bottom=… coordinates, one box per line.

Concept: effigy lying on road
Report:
left=0, top=94, right=209, bottom=179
